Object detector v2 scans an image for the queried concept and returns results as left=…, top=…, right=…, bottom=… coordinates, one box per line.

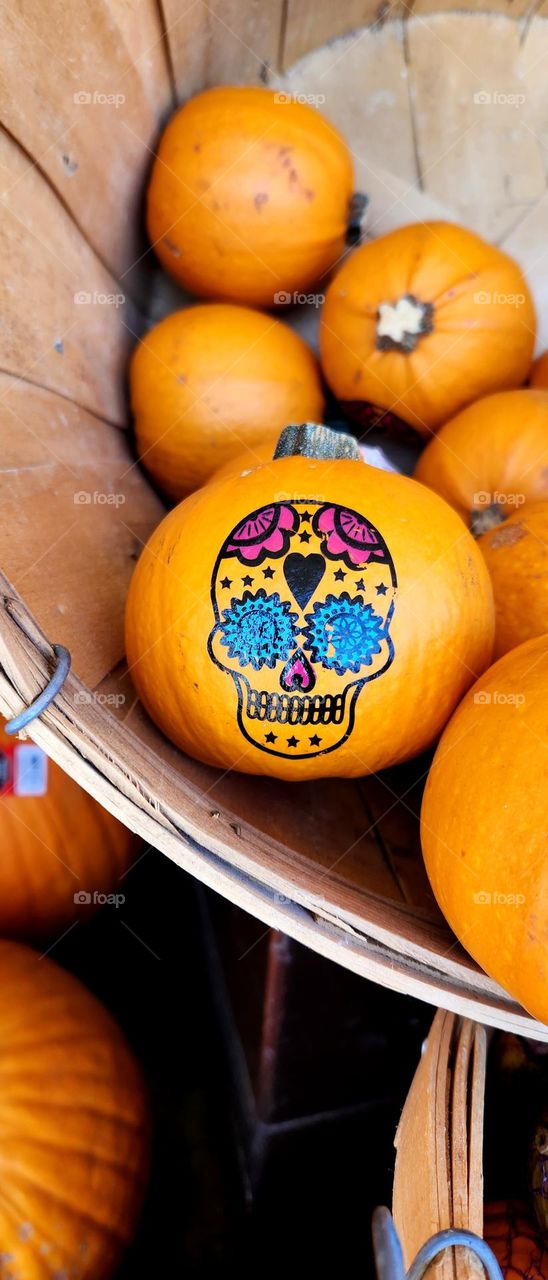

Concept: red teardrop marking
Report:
left=280, top=649, right=316, bottom=693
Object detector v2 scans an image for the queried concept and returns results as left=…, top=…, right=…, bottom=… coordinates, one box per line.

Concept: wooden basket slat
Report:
left=406, top=13, right=546, bottom=243
left=279, top=18, right=419, bottom=190
left=412, top=0, right=535, bottom=15
left=0, top=377, right=163, bottom=687
left=281, top=0, right=405, bottom=70
left=1, top=0, right=173, bottom=287
left=394, top=1015, right=488, bottom=1276
left=162, top=0, right=286, bottom=98
left=0, top=127, right=143, bottom=424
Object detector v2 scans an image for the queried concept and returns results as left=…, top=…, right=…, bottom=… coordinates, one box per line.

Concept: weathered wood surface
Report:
left=394, top=1014, right=488, bottom=1276
left=1, top=0, right=173, bottom=285
left=0, top=378, right=164, bottom=688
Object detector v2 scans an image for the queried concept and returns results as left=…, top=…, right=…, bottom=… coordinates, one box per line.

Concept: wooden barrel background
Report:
left=1, top=0, right=547, bottom=1037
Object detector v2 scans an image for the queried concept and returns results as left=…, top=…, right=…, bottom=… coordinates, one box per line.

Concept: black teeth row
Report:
left=246, top=689, right=345, bottom=726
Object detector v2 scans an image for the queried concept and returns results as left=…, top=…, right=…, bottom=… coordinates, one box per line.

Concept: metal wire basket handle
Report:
left=372, top=1207, right=503, bottom=1280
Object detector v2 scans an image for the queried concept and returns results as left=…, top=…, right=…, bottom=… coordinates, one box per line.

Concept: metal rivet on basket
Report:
left=4, top=644, right=71, bottom=736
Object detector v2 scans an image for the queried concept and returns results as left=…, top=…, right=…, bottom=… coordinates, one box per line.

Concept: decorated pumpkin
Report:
left=0, top=722, right=136, bottom=940
left=421, top=633, right=548, bottom=1024
left=320, top=222, right=535, bottom=435
left=477, top=502, right=548, bottom=658
left=414, top=390, right=548, bottom=533
left=125, top=423, right=494, bottom=781
left=530, top=354, right=548, bottom=389
left=0, top=939, right=150, bottom=1278
left=485, top=1202, right=548, bottom=1279
left=130, top=304, right=324, bottom=499
left=147, top=86, right=355, bottom=307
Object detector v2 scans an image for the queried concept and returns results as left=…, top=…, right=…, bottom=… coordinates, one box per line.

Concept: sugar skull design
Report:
left=208, top=501, right=397, bottom=760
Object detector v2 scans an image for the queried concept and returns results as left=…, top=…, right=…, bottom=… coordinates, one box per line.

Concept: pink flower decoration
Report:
left=226, top=504, right=297, bottom=563
left=316, top=506, right=388, bottom=567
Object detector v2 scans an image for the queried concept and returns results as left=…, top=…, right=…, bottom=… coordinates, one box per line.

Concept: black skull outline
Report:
left=208, top=500, right=397, bottom=760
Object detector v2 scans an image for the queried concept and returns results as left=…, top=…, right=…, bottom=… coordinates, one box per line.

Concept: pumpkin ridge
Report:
left=0, top=1164, right=141, bottom=1245
left=0, top=1127, right=149, bottom=1179
left=0, top=1091, right=148, bottom=1128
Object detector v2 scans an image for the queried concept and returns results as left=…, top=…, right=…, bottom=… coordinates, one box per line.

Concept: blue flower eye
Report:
left=217, top=590, right=298, bottom=671
left=303, top=593, right=386, bottom=674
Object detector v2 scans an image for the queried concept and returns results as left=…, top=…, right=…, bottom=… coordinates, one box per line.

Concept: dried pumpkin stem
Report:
left=376, top=294, right=434, bottom=354
left=470, top=502, right=507, bottom=536
left=346, top=191, right=368, bottom=246
left=273, top=422, right=361, bottom=462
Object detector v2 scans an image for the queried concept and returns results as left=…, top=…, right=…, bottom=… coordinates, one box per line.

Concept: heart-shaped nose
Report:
left=280, top=648, right=316, bottom=693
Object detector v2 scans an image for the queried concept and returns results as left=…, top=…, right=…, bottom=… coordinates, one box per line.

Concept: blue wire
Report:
left=4, top=644, right=71, bottom=735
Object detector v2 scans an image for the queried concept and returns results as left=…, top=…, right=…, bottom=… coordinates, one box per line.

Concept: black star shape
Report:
left=299, top=530, right=311, bottom=543
left=301, top=510, right=312, bottom=522
left=355, top=578, right=366, bottom=591
left=334, top=568, right=346, bottom=581
left=376, top=582, right=388, bottom=595
left=263, top=566, right=275, bottom=579
left=287, top=735, right=299, bottom=748
left=220, top=576, right=232, bottom=589
left=309, top=734, right=322, bottom=746
left=242, top=574, right=254, bottom=587
left=265, top=731, right=277, bottom=744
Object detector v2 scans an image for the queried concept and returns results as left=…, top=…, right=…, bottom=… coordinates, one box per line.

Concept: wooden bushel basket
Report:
left=2, top=1, right=547, bottom=1036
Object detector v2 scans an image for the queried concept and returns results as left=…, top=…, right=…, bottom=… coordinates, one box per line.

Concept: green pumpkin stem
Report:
left=273, top=422, right=361, bottom=462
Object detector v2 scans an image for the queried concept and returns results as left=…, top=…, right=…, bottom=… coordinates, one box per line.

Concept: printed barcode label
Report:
left=13, top=744, right=48, bottom=796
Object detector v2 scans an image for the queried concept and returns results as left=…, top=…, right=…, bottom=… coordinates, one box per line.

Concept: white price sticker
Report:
left=13, top=744, right=48, bottom=796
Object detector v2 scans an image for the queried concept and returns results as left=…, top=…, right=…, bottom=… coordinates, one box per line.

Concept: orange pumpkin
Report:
left=146, top=87, right=355, bottom=307
left=421, top=633, right=548, bottom=1024
left=530, top=353, right=548, bottom=389
left=206, top=433, right=282, bottom=486
left=0, top=722, right=136, bottom=940
left=477, top=501, right=548, bottom=658
left=320, top=222, right=535, bottom=435
left=125, top=423, right=494, bottom=781
left=130, top=305, right=325, bottom=499
left=485, top=1201, right=548, bottom=1279
left=414, top=390, right=548, bottom=533
left=0, top=939, right=150, bottom=1278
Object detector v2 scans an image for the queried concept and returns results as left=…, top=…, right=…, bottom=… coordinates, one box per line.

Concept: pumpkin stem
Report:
left=470, top=502, right=507, bottom=536
left=273, top=422, right=361, bottom=461
left=376, top=294, right=434, bottom=353
left=346, top=191, right=368, bottom=246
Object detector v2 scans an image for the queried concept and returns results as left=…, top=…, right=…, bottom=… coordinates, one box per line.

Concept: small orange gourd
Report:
left=320, top=222, right=535, bottom=435
left=147, top=87, right=356, bottom=307
left=477, top=501, right=548, bottom=658
left=125, top=423, right=494, bottom=781
left=0, top=722, right=136, bottom=940
left=0, top=939, right=150, bottom=1278
left=130, top=305, right=325, bottom=499
left=414, top=389, right=548, bottom=533
left=421, top=633, right=548, bottom=1024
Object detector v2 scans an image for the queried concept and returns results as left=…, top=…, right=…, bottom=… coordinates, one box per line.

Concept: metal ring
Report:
left=4, top=644, right=71, bottom=735
left=406, top=1228, right=504, bottom=1280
